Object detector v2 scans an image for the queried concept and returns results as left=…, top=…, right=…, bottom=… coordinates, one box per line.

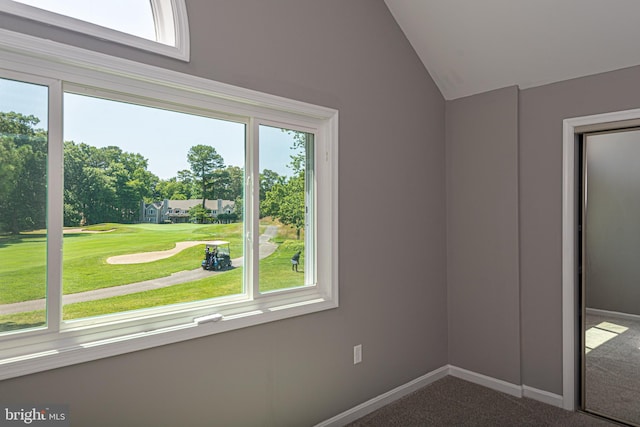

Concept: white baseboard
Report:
left=314, top=365, right=449, bottom=427
left=522, top=385, right=563, bottom=408
left=448, top=365, right=522, bottom=398
left=316, top=366, right=567, bottom=426
left=586, top=307, right=640, bottom=322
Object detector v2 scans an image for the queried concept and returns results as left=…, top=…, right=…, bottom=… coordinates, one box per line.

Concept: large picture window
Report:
left=0, top=28, right=337, bottom=380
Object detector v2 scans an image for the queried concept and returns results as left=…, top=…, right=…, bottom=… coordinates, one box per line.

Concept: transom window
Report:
left=0, top=28, right=337, bottom=380
left=0, top=0, right=190, bottom=60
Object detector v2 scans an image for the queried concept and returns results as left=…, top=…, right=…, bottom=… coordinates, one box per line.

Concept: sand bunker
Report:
left=64, top=228, right=116, bottom=234
left=106, top=241, right=213, bottom=264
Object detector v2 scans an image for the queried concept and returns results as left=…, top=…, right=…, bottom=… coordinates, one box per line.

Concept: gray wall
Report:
left=444, top=65, right=640, bottom=397
left=520, top=65, right=640, bottom=394
left=446, top=86, right=521, bottom=384
left=0, top=1, right=447, bottom=426
left=585, top=130, right=640, bottom=316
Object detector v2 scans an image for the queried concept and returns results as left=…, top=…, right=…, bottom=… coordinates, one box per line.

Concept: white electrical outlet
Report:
left=353, top=344, right=362, bottom=364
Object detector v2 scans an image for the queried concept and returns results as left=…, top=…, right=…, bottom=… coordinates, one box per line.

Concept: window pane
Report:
left=0, top=77, right=48, bottom=333
left=62, top=92, right=245, bottom=321
left=14, top=0, right=157, bottom=41
left=259, top=125, right=314, bottom=292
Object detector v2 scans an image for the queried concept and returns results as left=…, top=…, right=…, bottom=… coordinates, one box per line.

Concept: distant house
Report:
left=140, top=199, right=235, bottom=224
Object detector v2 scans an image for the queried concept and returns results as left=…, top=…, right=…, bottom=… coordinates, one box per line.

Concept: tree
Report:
left=286, top=130, right=308, bottom=175
left=216, top=212, right=238, bottom=224
left=260, top=131, right=309, bottom=238
left=0, top=111, right=41, bottom=135
left=63, top=141, right=157, bottom=226
left=0, top=137, right=19, bottom=204
left=176, top=169, right=195, bottom=198
left=188, top=204, right=210, bottom=224
left=0, top=112, right=47, bottom=233
left=259, top=169, right=284, bottom=203
left=233, top=195, right=243, bottom=220
left=263, top=174, right=305, bottom=239
left=187, top=145, right=224, bottom=208
left=156, top=178, right=185, bottom=200
left=155, top=170, right=194, bottom=201
left=214, top=165, right=243, bottom=201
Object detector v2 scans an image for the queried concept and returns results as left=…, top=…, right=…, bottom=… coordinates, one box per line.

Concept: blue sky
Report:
left=1, top=78, right=298, bottom=179
left=15, top=0, right=156, bottom=40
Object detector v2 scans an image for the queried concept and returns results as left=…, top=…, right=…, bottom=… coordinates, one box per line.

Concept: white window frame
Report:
left=0, top=0, right=190, bottom=61
left=0, top=28, right=338, bottom=380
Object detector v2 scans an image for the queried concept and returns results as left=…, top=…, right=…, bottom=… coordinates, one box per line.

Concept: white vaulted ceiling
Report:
left=384, top=0, right=640, bottom=100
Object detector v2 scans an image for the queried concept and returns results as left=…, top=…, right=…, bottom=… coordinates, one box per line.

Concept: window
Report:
left=0, top=76, right=49, bottom=332
left=61, top=91, right=246, bottom=318
left=0, top=28, right=338, bottom=380
left=259, top=125, right=314, bottom=291
left=0, top=0, right=190, bottom=61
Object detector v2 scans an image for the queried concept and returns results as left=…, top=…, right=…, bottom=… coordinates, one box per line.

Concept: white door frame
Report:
left=562, top=107, right=640, bottom=410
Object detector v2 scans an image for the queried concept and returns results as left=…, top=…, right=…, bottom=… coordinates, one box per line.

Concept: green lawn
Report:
left=0, top=222, right=306, bottom=332
left=259, top=240, right=305, bottom=291
left=0, top=222, right=243, bottom=304
left=0, top=233, right=47, bottom=304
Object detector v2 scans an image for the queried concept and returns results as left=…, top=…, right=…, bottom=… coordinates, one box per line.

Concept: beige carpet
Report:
left=584, top=311, right=640, bottom=425
left=347, top=376, right=618, bottom=427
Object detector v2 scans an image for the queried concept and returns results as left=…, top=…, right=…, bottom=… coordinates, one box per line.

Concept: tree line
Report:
left=0, top=112, right=307, bottom=237
left=0, top=112, right=47, bottom=234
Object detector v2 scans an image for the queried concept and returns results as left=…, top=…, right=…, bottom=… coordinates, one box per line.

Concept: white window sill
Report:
left=0, top=297, right=337, bottom=381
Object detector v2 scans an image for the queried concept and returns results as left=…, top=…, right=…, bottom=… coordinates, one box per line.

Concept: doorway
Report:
left=579, top=128, right=640, bottom=426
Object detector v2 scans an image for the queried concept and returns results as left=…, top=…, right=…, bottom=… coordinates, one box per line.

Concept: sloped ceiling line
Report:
left=384, top=0, right=640, bottom=100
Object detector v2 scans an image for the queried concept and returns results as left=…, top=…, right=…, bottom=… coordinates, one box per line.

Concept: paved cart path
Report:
left=106, top=241, right=221, bottom=264
left=0, top=226, right=279, bottom=315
